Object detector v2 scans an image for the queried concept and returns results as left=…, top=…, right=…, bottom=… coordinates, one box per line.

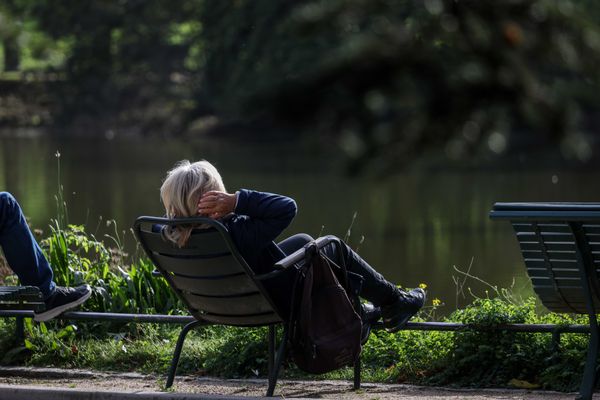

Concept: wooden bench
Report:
left=490, top=202, right=600, bottom=400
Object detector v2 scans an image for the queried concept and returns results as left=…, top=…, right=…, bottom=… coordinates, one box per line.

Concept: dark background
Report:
left=1, top=0, right=600, bottom=172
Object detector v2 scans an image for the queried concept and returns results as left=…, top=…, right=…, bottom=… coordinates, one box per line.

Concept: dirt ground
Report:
left=0, top=367, right=596, bottom=399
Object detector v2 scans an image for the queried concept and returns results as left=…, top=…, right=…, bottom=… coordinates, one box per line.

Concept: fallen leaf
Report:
left=508, top=378, right=540, bottom=389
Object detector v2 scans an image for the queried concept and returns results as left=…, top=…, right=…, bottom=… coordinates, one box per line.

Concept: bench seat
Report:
left=0, top=286, right=45, bottom=312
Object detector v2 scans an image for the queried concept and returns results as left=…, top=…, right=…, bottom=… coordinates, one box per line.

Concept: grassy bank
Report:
left=0, top=215, right=592, bottom=392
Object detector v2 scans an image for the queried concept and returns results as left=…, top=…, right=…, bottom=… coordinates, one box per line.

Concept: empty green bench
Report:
left=490, top=202, right=600, bottom=400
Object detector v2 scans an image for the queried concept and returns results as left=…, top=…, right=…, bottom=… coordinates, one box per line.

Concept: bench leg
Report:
left=579, top=315, right=600, bottom=400
left=268, top=325, right=275, bottom=376
left=15, top=316, right=25, bottom=344
left=266, top=326, right=288, bottom=397
left=166, top=320, right=202, bottom=389
left=352, top=295, right=362, bottom=390
left=570, top=223, right=600, bottom=400
left=353, top=355, right=361, bottom=390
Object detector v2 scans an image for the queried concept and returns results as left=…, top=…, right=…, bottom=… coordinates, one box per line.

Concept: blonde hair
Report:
left=160, top=160, right=226, bottom=247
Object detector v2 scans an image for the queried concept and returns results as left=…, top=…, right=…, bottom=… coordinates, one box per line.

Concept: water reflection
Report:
left=2, top=135, right=598, bottom=313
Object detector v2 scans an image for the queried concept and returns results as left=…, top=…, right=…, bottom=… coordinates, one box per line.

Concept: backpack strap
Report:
left=287, top=241, right=317, bottom=334
left=321, top=238, right=351, bottom=293
left=321, top=238, right=362, bottom=313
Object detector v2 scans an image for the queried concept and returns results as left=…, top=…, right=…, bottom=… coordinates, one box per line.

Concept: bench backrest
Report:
left=134, top=216, right=283, bottom=326
left=490, top=202, right=600, bottom=314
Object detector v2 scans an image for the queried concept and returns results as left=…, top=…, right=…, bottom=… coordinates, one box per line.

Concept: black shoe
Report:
left=381, top=288, right=426, bottom=333
left=34, top=284, right=92, bottom=322
left=360, top=302, right=381, bottom=345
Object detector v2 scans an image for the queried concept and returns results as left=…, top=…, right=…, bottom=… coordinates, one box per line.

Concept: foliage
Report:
left=357, top=298, right=588, bottom=392
left=2, top=0, right=202, bottom=77
left=3, top=0, right=600, bottom=169
left=199, top=0, right=600, bottom=171
left=197, top=326, right=272, bottom=378
left=1, top=0, right=202, bottom=132
left=427, top=299, right=549, bottom=387
left=26, top=323, right=177, bottom=372
left=40, top=220, right=182, bottom=315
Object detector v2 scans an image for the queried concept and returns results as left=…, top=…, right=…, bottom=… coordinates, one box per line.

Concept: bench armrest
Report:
left=274, top=236, right=338, bottom=269
left=255, top=236, right=339, bottom=281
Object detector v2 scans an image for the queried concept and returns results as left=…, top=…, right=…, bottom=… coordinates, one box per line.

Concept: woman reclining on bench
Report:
left=159, top=160, right=425, bottom=333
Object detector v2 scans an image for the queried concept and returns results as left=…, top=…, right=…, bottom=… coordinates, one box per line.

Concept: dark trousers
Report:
left=278, top=233, right=398, bottom=307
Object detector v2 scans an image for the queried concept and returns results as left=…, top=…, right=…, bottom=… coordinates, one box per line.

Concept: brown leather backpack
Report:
left=289, top=241, right=362, bottom=374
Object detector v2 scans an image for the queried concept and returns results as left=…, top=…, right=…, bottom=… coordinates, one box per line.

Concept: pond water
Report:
left=2, top=134, right=599, bottom=313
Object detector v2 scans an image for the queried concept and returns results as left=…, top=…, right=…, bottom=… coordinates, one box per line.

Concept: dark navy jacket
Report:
left=224, top=189, right=297, bottom=275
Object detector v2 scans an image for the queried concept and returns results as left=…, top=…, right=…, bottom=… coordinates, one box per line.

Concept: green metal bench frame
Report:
left=490, top=202, right=600, bottom=400
left=134, top=216, right=286, bottom=396
left=134, top=216, right=357, bottom=396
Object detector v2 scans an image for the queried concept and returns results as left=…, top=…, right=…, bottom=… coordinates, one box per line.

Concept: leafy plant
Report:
left=40, top=221, right=182, bottom=315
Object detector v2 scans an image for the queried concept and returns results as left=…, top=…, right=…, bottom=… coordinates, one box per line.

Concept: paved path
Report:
left=0, top=367, right=596, bottom=399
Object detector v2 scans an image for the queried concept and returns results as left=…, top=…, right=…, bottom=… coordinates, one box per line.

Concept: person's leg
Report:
left=0, top=192, right=91, bottom=322
left=277, top=233, right=313, bottom=255
left=320, top=235, right=425, bottom=332
left=0, top=192, right=55, bottom=298
left=278, top=233, right=399, bottom=305
left=320, top=235, right=399, bottom=306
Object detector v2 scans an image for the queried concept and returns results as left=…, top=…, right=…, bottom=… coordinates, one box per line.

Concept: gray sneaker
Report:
left=34, top=284, right=92, bottom=322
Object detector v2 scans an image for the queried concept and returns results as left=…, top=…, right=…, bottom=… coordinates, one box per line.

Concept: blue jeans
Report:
left=0, top=192, right=55, bottom=298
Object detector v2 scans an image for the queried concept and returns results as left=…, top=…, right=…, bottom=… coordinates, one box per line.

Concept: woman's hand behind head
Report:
left=198, top=191, right=237, bottom=219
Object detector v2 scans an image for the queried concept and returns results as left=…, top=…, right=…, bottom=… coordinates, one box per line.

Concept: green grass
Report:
left=0, top=295, right=591, bottom=392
